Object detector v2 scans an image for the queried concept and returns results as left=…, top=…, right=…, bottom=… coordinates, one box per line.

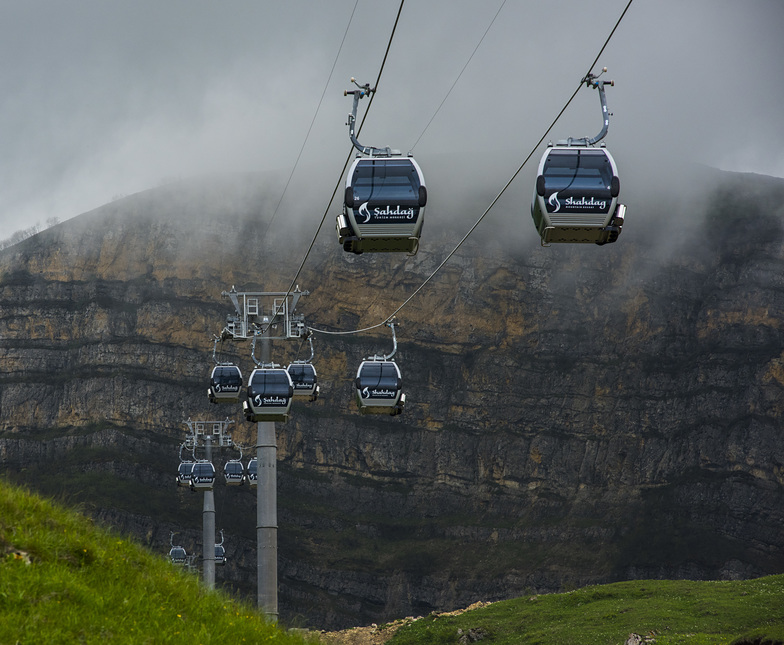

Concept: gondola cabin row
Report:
left=242, top=368, right=294, bottom=423
left=531, top=144, right=625, bottom=246
left=355, top=360, right=405, bottom=416
left=180, top=460, right=248, bottom=488
left=337, top=156, right=427, bottom=255
left=208, top=364, right=319, bottom=417
left=208, top=365, right=243, bottom=404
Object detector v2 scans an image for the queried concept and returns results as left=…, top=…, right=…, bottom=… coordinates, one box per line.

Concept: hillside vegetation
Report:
left=382, top=577, right=784, bottom=645
left=319, top=576, right=784, bottom=644
left=4, top=476, right=783, bottom=645
left=0, top=478, right=310, bottom=644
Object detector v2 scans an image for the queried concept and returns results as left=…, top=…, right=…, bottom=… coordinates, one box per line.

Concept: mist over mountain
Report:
left=1, top=165, right=784, bottom=629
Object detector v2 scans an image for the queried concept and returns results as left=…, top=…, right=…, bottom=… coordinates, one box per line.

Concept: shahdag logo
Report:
left=362, top=387, right=370, bottom=399
left=254, top=395, right=286, bottom=406
left=358, top=202, right=416, bottom=222
left=548, top=192, right=561, bottom=212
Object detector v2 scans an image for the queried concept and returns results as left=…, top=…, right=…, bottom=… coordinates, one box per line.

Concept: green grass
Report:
left=388, top=577, right=784, bottom=645
left=0, top=479, right=313, bottom=644
left=5, top=476, right=784, bottom=645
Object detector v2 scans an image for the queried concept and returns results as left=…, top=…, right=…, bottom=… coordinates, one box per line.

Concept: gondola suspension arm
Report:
left=567, top=68, right=614, bottom=146
left=367, top=320, right=398, bottom=361
left=211, top=335, right=232, bottom=366
left=291, top=332, right=315, bottom=365
left=345, top=78, right=399, bottom=157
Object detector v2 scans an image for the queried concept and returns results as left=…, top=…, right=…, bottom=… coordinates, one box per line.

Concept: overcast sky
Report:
left=0, top=0, right=782, bottom=238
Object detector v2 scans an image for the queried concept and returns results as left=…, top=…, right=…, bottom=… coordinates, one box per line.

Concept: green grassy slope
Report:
left=388, top=576, right=784, bottom=645
left=0, top=479, right=311, bottom=645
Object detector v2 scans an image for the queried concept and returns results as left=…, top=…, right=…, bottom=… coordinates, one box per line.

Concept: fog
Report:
left=1, top=0, right=782, bottom=239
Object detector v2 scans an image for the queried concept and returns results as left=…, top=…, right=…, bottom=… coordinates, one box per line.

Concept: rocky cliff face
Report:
left=1, top=169, right=784, bottom=629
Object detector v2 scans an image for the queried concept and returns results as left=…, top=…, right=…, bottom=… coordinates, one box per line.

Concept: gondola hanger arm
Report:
left=291, top=332, right=315, bottom=365
left=366, top=319, right=398, bottom=361
left=211, top=335, right=234, bottom=366
left=567, top=67, right=614, bottom=147
left=345, top=77, right=398, bottom=157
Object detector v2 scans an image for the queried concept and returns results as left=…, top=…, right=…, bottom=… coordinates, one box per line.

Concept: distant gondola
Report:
left=189, top=460, right=216, bottom=491
left=247, top=457, right=258, bottom=487
left=176, top=461, right=194, bottom=487
left=337, top=156, right=427, bottom=255
left=223, top=459, right=245, bottom=486
left=242, top=368, right=294, bottom=423
left=214, top=530, right=227, bottom=566
left=169, top=545, right=187, bottom=565
left=355, top=360, right=405, bottom=416
left=287, top=362, right=320, bottom=402
left=214, top=543, right=226, bottom=566
left=208, top=364, right=243, bottom=404
left=169, top=533, right=188, bottom=565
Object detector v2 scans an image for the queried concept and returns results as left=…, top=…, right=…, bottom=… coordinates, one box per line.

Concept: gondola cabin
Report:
left=169, top=546, right=187, bottom=565
left=287, top=363, right=320, bottom=402
left=247, top=457, right=258, bottom=487
left=243, top=368, right=294, bottom=423
left=355, top=360, right=405, bottom=416
left=223, top=460, right=245, bottom=486
left=189, top=461, right=216, bottom=491
left=208, top=364, right=243, bottom=404
left=176, top=461, right=194, bottom=487
left=337, top=156, right=427, bottom=254
left=531, top=145, right=625, bottom=246
left=214, top=544, right=226, bottom=566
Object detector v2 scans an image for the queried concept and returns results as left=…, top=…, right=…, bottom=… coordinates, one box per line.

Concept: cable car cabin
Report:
left=189, top=461, right=216, bottom=491
left=176, top=461, right=194, bottom=487
left=242, top=368, right=294, bottom=423
left=214, top=544, right=226, bottom=566
left=531, top=145, right=625, bottom=246
left=223, top=460, right=245, bottom=486
left=247, top=457, right=258, bottom=487
left=337, top=156, right=427, bottom=255
left=287, top=363, right=320, bottom=402
left=208, top=364, right=243, bottom=404
left=169, top=546, right=187, bottom=565
left=355, top=360, right=405, bottom=416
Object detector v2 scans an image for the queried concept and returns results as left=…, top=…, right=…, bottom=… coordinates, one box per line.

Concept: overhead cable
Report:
left=309, top=0, right=635, bottom=337
left=255, top=0, right=406, bottom=336
left=282, top=0, right=406, bottom=297
left=409, top=0, right=507, bottom=153
left=259, top=0, right=360, bottom=242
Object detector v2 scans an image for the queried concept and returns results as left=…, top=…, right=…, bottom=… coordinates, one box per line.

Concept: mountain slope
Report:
left=1, top=168, right=784, bottom=629
left=0, top=478, right=307, bottom=643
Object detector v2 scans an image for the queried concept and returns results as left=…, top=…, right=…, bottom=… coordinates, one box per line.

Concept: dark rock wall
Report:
left=1, top=170, right=783, bottom=629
